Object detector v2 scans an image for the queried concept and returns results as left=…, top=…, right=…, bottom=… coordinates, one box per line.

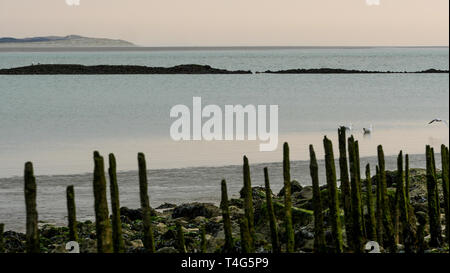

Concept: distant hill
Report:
left=0, top=35, right=135, bottom=47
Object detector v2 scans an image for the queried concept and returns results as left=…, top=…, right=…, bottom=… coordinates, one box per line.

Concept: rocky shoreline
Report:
left=0, top=64, right=448, bottom=75
left=1, top=168, right=448, bottom=253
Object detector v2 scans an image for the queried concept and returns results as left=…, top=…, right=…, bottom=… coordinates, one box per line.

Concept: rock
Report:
left=79, top=238, right=97, bottom=253
left=229, top=198, right=243, bottom=208
left=229, top=206, right=244, bottom=220
left=278, top=180, right=303, bottom=197
left=3, top=231, right=26, bottom=253
left=156, top=203, right=177, bottom=210
left=130, top=239, right=144, bottom=249
left=205, top=220, right=222, bottom=236
left=295, top=228, right=315, bottom=250
left=155, top=223, right=169, bottom=234
left=193, top=216, right=207, bottom=225
left=239, top=186, right=267, bottom=201
left=120, top=207, right=156, bottom=221
left=156, top=246, right=179, bottom=253
left=172, top=203, right=220, bottom=219
left=298, top=186, right=313, bottom=200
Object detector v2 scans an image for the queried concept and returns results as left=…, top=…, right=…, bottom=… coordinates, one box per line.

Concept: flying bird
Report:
left=428, top=118, right=448, bottom=127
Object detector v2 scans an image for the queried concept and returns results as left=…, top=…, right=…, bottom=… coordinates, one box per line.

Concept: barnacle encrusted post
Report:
left=309, top=145, right=326, bottom=253
left=283, top=143, right=295, bottom=252
left=24, top=162, right=40, bottom=253
left=66, top=185, right=78, bottom=242
left=108, top=153, right=125, bottom=253
left=221, top=179, right=234, bottom=253
left=323, top=137, right=344, bottom=253
left=93, top=152, right=113, bottom=253
left=264, top=167, right=280, bottom=253
left=138, top=152, right=156, bottom=253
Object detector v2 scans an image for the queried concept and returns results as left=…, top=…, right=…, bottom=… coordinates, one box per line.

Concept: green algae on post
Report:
left=309, top=145, right=326, bottom=253
left=323, top=137, right=343, bottom=253
left=138, top=153, right=156, bottom=253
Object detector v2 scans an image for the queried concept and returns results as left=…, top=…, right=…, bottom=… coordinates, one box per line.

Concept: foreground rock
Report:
left=0, top=64, right=252, bottom=75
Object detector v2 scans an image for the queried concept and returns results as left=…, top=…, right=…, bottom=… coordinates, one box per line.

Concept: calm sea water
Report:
left=0, top=47, right=448, bottom=230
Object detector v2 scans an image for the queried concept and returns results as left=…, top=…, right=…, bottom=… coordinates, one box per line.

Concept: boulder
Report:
left=278, top=180, right=303, bottom=197
left=172, top=203, right=220, bottom=219
left=120, top=207, right=156, bottom=221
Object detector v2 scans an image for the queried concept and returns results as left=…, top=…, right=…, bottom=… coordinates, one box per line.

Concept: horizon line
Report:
left=0, top=45, right=448, bottom=52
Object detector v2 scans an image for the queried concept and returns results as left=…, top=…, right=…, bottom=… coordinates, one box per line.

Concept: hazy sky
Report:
left=0, top=0, right=448, bottom=46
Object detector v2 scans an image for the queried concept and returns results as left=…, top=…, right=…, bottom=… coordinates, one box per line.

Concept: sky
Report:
left=0, top=0, right=448, bottom=46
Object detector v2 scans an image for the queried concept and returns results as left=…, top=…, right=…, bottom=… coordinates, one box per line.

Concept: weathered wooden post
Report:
left=441, top=145, right=449, bottom=246
left=263, top=167, right=280, bottom=253
left=396, top=151, right=411, bottom=252
left=365, top=164, right=377, bottom=241
left=239, top=218, right=252, bottom=254
left=138, top=153, right=156, bottom=253
left=377, top=146, right=395, bottom=251
left=348, top=137, right=364, bottom=253
left=338, top=127, right=353, bottom=248
left=176, top=222, right=186, bottom=253
left=93, top=152, right=113, bottom=253
left=375, top=166, right=384, bottom=246
left=283, top=143, right=295, bottom=253
left=425, top=146, right=442, bottom=247
left=405, top=154, right=410, bottom=204
left=200, top=225, right=207, bottom=253
left=309, top=145, right=326, bottom=253
left=24, top=162, right=40, bottom=253
left=242, top=156, right=255, bottom=251
left=108, top=153, right=125, bottom=253
left=354, top=141, right=367, bottom=239
left=0, top=223, right=4, bottom=253
left=323, top=137, right=344, bottom=253
left=66, top=185, right=78, bottom=242
left=221, top=179, right=234, bottom=253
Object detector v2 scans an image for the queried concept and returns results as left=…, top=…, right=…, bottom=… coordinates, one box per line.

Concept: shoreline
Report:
left=1, top=166, right=448, bottom=253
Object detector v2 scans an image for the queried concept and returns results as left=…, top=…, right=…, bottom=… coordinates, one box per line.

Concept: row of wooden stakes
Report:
left=0, top=127, right=448, bottom=253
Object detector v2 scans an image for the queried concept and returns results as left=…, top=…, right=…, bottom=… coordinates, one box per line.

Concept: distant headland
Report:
left=0, top=35, right=135, bottom=48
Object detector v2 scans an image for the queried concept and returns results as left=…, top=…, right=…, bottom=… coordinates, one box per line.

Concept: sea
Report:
left=0, top=47, right=448, bottom=231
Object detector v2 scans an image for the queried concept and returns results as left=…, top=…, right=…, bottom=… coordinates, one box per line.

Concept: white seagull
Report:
left=363, top=125, right=373, bottom=134
left=428, top=118, right=449, bottom=127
